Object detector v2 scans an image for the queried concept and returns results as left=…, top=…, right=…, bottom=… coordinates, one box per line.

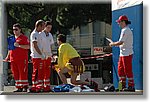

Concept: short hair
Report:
left=122, top=20, right=131, bottom=25
left=57, top=34, right=66, bottom=43
left=35, top=20, right=45, bottom=28
left=45, top=21, right=52, bottom=27
left=13, top=23, right=24, bottom=34
left=13, top=23, right=21, bottom=29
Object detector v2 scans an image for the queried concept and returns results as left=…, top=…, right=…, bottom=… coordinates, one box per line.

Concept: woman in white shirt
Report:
left=109, top=15, right=135, bottom=92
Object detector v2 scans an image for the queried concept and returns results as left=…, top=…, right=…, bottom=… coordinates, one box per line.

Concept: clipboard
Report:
left=106, top=37, right=113, bottom=43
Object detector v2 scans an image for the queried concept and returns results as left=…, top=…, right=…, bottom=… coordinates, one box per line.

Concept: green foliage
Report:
left=6, top=3, right=111, bottom=35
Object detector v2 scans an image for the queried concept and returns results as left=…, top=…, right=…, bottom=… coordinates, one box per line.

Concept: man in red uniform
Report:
left=30, top=20, right=45, bottom=92
left=5, top=23, right=30, bottom=92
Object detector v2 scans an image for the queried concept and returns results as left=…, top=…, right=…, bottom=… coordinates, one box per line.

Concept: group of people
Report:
left=4, top=15, right=135, bottom=93
left=5, top=20, right=88, bottom=93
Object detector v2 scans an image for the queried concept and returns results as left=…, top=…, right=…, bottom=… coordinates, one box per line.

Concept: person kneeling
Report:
left=55, top=34, right=88, bottom=85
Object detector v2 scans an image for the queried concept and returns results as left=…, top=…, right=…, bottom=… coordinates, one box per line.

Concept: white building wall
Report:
left=69, top=21, right=112, bottom=50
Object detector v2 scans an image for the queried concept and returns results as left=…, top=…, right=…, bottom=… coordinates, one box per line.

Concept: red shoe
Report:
left=29, top=87, right=36, bottom=93
left=43, top=86, right=52, bottom=92
left=36, top=86, right=43, bottom=92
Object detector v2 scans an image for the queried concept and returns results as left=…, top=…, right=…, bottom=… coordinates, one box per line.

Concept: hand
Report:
left=53, top=55, right=58, bottom=62
left=51, top=56, right=55, bottom=62
left=109, top=42, right=114, bottom=47
left=54, top=65, right=59, bottom=68
left=41, top=53, right=46, bottom=60
left=44, top=55, right=50, bottom=60
left=52, top=55, right=58, bottom=63
left=54, top=65, right=60, bottom=72
left=14, top=42, right=20, bottom=47
left=4, top=57, right=10, bottom=62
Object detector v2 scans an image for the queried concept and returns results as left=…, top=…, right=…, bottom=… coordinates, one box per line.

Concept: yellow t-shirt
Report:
left=58, top=43, right=80, bottom=69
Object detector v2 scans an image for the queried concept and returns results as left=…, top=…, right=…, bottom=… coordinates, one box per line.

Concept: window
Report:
left=80, top=25, right=89, bottom=36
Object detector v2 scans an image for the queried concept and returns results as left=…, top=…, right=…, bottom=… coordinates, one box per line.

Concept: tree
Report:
left=56, top=4, right=111, bottom=29
left=5, top=3, right=111, bottom=35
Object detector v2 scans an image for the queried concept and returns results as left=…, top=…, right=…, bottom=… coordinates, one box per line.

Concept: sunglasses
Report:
left=13, top=29, right=19, bottom=31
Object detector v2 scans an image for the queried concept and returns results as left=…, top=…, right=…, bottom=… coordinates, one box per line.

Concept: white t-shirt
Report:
left=40, top=31, right=54, bottom=57
left=30, top=29, right=42, bottom=58
left=119, top=26, right=134, bottom=56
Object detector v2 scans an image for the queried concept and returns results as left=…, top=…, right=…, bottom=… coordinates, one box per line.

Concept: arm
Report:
left=50, top=33, right=54, bottom=55
left=50, top=45, right=53, bottom=55
left=19, top=45, right=30, bottom=49
left=110, top=31, right=127, bottom=47
left=14, top=36, right=30, bottom=49
left=58, top=45, right=65, bottom=69
left=32, top=41, right=42, bottom=55
left=58, top=53, right=65, bottom=69
left=5, top=51, right=10, bottom=61
left=109, top=41, right=124, bottom=47
left=14, top=42, right=30, bottom=49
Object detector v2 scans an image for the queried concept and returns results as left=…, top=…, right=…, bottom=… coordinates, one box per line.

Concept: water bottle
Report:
left=118, top=81, right=122, bottom=91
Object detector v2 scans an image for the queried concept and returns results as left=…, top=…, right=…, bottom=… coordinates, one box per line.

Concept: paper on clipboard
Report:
left=106, top=37, right=113, bottom=43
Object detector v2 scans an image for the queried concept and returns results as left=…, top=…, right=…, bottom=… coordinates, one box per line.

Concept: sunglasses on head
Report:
left=13, top=29, right=18, bottom=31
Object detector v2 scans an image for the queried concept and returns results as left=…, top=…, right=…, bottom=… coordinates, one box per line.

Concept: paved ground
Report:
left=0, top=86, right=143, bottom=95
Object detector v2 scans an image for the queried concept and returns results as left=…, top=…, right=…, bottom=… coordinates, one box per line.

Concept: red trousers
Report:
left=11, top=60, right=28, bottom=89
left=43, top=57, right=51, bottom=88
left=32, top=58, right=43, bottom=89
left=118, top=55, right=134, bottom=87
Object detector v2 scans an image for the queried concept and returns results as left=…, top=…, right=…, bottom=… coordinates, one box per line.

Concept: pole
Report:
left=0, top=1, right=3, bottom=91
left=0, top=1, right=8, bottom=91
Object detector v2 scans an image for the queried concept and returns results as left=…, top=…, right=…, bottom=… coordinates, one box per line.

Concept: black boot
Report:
left=123, top=86, right=135, bottom=92
left=22, top=88, right=28, bottom=92
left=22, top=86, right=28, bottom=92
left=13, top=88, right=23, bottom=92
